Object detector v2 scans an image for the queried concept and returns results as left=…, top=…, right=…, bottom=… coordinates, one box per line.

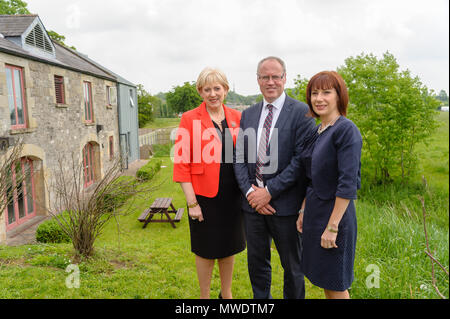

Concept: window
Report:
left=106, top=86, right=117, bottom=106
left=6, top=157, right=36, bottom=230
left=129, top=89, right=135, bottom=107
left=109, top=136, right=114, bottom=160
left=83, top=143, right=94, bottom=187
left=54, top=75, right=65, bottom=104
left=106, top=86, right=110, bottom=106
left=5, top=65, right=27, bottom=129
left=83, top=81, right=93, bottom=123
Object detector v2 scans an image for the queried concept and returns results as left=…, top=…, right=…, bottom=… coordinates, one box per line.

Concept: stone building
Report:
left=0, top=15, right=135, bottom=244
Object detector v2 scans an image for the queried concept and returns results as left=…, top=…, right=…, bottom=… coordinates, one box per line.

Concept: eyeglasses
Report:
left=257, top=74, right=285, bottom=83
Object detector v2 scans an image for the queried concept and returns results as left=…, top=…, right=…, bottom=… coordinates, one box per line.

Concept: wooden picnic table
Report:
left=138, top=197, right=184, bottom=229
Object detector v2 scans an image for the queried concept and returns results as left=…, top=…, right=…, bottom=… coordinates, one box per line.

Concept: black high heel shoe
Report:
left=218, top=291, right=222, bottom=299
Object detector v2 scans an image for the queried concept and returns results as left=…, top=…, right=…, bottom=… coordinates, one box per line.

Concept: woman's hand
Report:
left=296, top=211, right=303, bottom=233
left=321, top=227, right=338, bottom=249
left=188, top=204, right=204, bottom=222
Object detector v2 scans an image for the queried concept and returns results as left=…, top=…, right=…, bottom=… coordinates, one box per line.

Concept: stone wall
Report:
left=0, top=52, right=119, bottom=244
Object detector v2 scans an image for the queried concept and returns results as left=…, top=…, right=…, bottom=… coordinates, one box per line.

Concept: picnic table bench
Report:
left=138, top=197, right=184, bottom=229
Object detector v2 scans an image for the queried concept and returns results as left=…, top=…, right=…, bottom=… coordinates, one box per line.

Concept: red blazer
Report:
left=173, top=102, right=241, bottom=197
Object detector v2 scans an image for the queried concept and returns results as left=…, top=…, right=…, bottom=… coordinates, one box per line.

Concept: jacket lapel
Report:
left=270, top=96, right=293, bottom=144
left=252, top=101, right=264, bottom=130
left=199, top=102, right=221, bottom=143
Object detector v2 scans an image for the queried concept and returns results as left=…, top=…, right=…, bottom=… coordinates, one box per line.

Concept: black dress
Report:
left=188, top=119, right=246, bottom=259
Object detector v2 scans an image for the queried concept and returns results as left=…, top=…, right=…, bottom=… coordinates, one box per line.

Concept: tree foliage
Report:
left=436, top=90, right=449, bottom=105
left=337, top=51, right=440, bottom=184
left=137, top=84, right=162, bottom=127
left=166, top=81, right=202, bottom=114
left=286, top=74, right=309, bottom=103
left=0, top=0, right=30, bottom=14
left=47, top=30, right=77, bottom=51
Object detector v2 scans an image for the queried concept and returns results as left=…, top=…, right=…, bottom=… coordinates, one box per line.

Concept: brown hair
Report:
left=306, top=71, right=349, bottom=117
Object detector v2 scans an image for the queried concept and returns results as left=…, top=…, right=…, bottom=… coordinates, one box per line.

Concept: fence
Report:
left=139, top=128, right=177, bottom=147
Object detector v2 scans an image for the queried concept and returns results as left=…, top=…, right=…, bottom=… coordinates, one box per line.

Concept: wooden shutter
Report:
left=54, top=75, right=65, bottom=104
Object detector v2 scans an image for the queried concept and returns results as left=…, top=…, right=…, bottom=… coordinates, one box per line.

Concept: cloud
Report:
left=28, top=0, right=449, bottom=95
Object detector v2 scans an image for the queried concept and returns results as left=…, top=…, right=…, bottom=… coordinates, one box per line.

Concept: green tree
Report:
left=436, top=90, right=449, bottom=105
left=47, top=30, right=77, bottom=51
left=166, top=81, right=202, bottom=114
left=337, top=52, right=440, bottom=184
left=286, top=74, right=309, bottom=103
left=0, top=0, right=30, bottom=14
left=137, top=84, right=161, bottom=127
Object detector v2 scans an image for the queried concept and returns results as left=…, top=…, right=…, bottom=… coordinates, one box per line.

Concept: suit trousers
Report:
left=244, top=211, right=305, bottom=299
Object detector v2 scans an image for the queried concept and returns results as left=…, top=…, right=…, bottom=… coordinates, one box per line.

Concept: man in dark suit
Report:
left=234, top=56, right=315, bottom=299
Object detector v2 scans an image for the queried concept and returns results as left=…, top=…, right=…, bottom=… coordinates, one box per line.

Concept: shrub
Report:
left=136, top=159, right=162, bottom=181
left=36, top=217, right=71, bottom=244
left=101, top=176, right=137, bottom=212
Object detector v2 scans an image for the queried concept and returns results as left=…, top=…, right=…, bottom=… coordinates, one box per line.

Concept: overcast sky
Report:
left=27, top=0, right=449, bottom=96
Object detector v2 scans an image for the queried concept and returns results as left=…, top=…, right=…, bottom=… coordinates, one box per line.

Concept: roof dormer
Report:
left=22, top=17, right=55, bottom=58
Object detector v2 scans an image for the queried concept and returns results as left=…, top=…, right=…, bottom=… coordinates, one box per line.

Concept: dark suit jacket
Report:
left=233, top=95, right=315, bottom=216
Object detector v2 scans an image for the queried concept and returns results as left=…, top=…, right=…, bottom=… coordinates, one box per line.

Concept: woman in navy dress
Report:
left=296, top=71, right=362, bottom=299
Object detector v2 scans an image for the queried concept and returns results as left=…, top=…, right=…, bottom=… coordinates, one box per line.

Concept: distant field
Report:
left=416, top=112, right=449, bottom=193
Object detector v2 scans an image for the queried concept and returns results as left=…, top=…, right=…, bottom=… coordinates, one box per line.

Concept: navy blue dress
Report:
left=299, top=116, right=362, bottom=291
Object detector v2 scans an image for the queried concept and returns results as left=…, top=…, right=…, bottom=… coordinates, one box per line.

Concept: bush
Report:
left=136, top=159, right=162, bottom=181
left=101, top=176, right=137, bottom=212
left=36, top=217, right=71, bottom=244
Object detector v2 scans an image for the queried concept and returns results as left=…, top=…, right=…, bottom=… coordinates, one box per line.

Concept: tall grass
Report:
left=352, top=112, right=449, bottom=298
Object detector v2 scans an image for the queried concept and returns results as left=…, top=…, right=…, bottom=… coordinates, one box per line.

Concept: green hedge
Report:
left=36, top=217, right=71, bottom=244
left=136, top=159, right=162, bottom=181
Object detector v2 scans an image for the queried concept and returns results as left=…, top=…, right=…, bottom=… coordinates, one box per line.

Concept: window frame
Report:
left=109, top=136, right=114, bottom=160
left=54, top=75, right=66, bottom=104
left=83, top=81, right=94, bottom=123
left=5, top=64, right=28, bottom=130
left=106, top=85, right=111, bottom=106
left=5, top=157, right=36, bottom=231
left=83, top=143, right=95, bottom=188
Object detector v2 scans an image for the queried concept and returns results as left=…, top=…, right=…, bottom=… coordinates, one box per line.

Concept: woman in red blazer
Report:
left=173, top=67, right=245, bottom=299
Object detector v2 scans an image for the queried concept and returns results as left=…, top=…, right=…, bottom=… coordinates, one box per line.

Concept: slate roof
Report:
left=0, top=14, right=38, bottom=36
left=0, top=14, right=117, bottom=82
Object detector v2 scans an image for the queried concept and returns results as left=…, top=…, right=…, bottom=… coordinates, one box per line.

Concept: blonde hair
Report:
left=196, top=67, right=230, bottom=93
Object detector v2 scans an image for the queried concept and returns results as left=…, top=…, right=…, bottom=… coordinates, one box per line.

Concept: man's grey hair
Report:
left=257, top=56, right=287, bottom=75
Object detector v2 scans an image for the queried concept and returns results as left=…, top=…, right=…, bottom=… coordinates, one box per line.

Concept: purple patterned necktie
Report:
left=255, top=104, right=274, bottom=184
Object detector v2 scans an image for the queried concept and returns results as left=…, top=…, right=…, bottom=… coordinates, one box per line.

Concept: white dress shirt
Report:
left=247, top=91, right=286, bottom=197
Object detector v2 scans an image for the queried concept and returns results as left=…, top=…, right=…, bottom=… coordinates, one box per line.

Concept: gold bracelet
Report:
left=327, top=226, right=338, bottom=233
left=187, top=201, right=199, bottom=209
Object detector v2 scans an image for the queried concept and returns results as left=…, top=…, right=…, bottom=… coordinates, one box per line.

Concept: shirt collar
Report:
left=263, top=91, right=286, bottom=110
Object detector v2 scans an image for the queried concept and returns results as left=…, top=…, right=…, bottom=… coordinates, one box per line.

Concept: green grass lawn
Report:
left=0, top=157, right=321, bottom=299
left=142, top=118, right=181, bottom=130
left=0, top=113, right=448, bottom=299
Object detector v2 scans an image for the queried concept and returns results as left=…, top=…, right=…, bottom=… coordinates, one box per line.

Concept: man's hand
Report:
left=247, top=184, right=274, bottom=214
